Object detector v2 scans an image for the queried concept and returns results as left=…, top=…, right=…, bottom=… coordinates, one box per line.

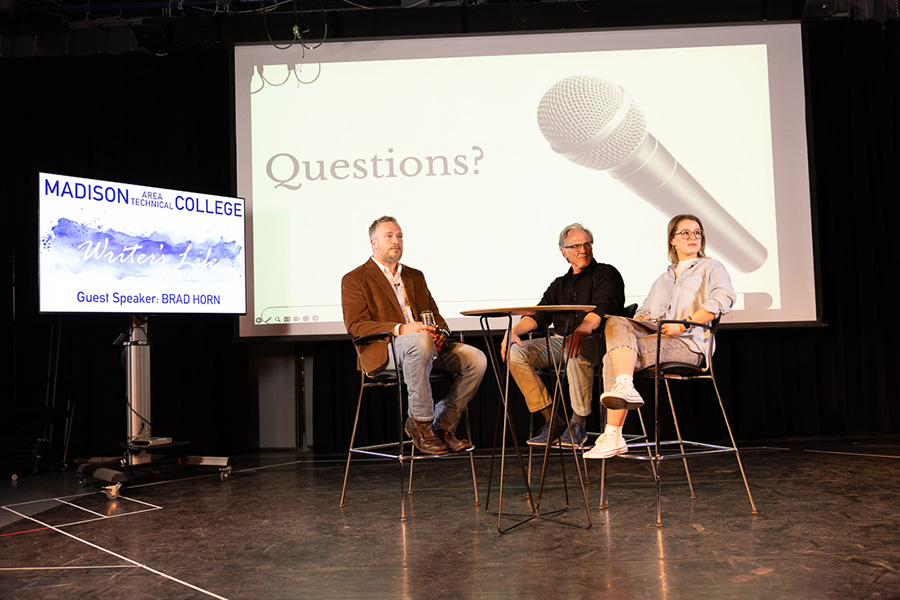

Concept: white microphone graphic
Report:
left=537, top=75, right=767, bottom=273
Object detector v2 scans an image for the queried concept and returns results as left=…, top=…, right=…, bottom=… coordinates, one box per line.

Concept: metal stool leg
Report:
left=340, top=379, right=367, bottom=508
left=598, top=458, right=608, bottom=508
left=636, top=407, right=658, bottom=479
left=527, top=412, right=534, bottom=489
left=396, top=370, right=407, bottom=522
left=665, top=379, right=695, bottom=499
left=408, top=446, right=416, bottom=494
left=463, top=407, right=479, bottom=505
left=710, top=374, right=757, bottom=514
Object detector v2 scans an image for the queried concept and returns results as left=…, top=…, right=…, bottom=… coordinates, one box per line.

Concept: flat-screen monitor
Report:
left=234, top=23, right=817, bottom=338
left=39, top=173, right=247, bottom=314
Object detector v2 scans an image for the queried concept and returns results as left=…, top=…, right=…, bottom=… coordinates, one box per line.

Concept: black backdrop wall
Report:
left=0, top=52, right=255, bottom=468
left=2, top=20, right=899, bottom=467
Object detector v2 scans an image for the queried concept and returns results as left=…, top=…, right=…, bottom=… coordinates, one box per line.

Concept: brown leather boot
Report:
left=404, top=417, right=449, bottom=455
left=434, top=427, right=474, bottom=453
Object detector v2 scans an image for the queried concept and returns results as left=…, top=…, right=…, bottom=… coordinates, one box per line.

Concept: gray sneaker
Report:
left=526, top=422, right=560, bottom=446
left=558, top=422, right=587, bottom=448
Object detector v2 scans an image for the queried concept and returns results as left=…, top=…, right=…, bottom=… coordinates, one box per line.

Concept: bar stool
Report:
left=580, top=305, right=655, bottom=494
left=339, top=331, right=478, bottom=521
left=615, top=318, right=757, bottom=526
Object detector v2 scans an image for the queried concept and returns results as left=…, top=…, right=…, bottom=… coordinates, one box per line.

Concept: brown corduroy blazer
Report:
left=341, top=258, right=448, bottom=374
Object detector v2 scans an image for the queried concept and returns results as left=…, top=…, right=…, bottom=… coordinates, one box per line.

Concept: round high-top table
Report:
left=461, top=305, right=595, bottom=533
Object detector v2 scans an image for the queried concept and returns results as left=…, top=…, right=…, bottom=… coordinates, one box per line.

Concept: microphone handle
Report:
left=608, top=134, right=768, bottom=273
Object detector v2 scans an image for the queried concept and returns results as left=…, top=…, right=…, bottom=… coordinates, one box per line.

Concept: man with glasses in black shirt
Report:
left=500, top=223, right=625, bottom=448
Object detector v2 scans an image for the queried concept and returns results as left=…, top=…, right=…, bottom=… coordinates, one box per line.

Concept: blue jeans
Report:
left=386, top=333, right=487, bottom=433
left=507, top=334, right=599, bottom=418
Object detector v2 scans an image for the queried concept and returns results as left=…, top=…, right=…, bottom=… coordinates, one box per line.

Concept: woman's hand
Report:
left=661, top=323, right=686, bottom=336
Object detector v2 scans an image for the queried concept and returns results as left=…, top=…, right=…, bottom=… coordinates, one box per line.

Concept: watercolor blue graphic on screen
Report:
left=43, top=218, right=243, bottom=281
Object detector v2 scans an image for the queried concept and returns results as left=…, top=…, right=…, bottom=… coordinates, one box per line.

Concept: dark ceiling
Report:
left=0, top=0, right=865, bottom=57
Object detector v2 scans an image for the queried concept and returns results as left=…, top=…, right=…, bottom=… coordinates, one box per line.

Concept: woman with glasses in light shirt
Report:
left=584, top=213, right=736, bottom=459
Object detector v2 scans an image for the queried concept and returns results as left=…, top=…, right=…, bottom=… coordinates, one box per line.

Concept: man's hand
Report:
left=564, top=312, right=601, bottom=357
left=564, top=321, right=593, bottom=357
left=399, top=321, right=429, bottom=335
left=426, top=326, right=448, bottom=352
left=500, top=330, right=525, bottom=363
left=399, top=321, right=447, bottom=351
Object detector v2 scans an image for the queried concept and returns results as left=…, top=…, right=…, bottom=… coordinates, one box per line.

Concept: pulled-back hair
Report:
left=667, top=214, right=706, bottom=264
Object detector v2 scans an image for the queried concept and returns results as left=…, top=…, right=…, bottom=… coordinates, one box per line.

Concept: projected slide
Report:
left=39, top=173, right=247, bottom=314
left=235, top=24, right=816, bottom=337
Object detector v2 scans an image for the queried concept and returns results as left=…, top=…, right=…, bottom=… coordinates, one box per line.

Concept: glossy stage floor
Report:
left=2, top=437, right=899, bottom=600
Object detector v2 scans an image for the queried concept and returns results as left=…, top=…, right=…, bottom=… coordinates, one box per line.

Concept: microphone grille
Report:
left=537, top=75, right=647, bottom=171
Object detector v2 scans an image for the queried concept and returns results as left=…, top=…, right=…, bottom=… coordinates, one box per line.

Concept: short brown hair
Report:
left=368, top=216, right=398, bottom=239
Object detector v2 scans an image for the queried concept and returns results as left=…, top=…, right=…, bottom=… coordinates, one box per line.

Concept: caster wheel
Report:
left=77, top=475, right=86, bottom=487
left=219, top=466, right=232, bottom=481
left=103, top=482, right=122, bottom=500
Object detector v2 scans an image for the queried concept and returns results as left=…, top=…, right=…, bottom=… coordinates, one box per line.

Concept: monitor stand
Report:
left=76, top=315, right=231, bottom=499
left=125, top=315, right=154, bottom=465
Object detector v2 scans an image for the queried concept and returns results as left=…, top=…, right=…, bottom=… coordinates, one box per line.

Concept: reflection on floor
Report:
left=2, top=438, right=900, bottom=600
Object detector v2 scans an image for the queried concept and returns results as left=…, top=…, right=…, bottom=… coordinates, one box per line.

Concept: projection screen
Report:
left=234, top=23, right=817, bottom=338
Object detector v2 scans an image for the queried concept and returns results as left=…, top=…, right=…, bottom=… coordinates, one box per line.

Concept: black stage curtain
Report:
left=2, top=21, right=899, bottom=465
left=0, top=52, right=253, bottom=472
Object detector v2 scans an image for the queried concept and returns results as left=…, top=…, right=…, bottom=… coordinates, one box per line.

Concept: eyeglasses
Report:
left=673, top=230, right=703, bottom=240
left=563, top=242, right=592, bottom=251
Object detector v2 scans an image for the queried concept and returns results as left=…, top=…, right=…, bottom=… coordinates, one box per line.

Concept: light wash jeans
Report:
left=601, top=316, right=702, bottom=390
left=386, top=332, right=487, bottom=433
left=507, top=334, right=600, bottom=418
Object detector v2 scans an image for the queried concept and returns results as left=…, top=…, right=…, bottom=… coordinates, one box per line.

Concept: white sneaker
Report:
left=583, top=432, right=628, bottom=459
left=600, top=379, right=644, bottom=410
